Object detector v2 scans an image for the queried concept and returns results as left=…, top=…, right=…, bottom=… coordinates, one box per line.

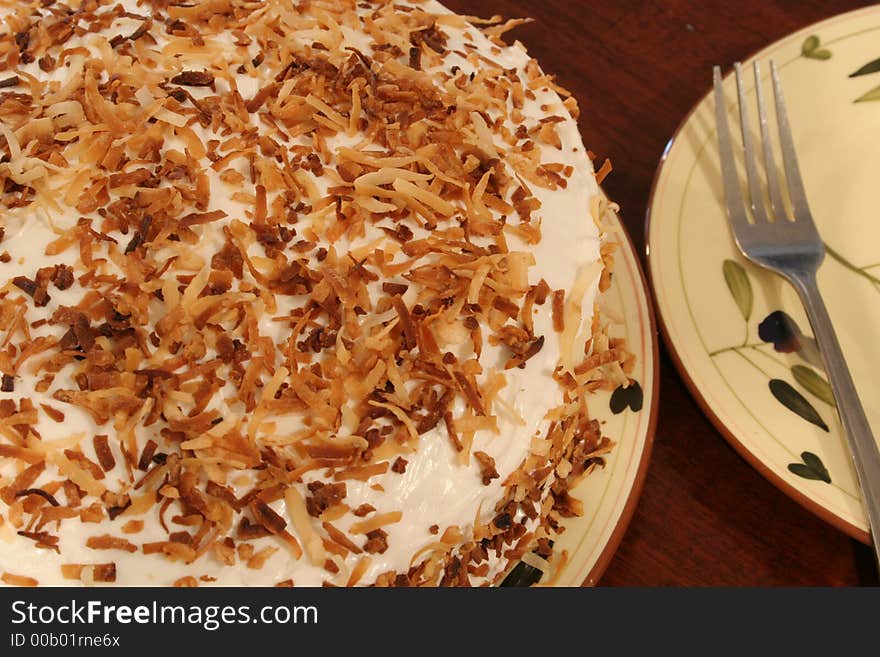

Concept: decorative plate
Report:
left=647, top=6, right=880, bottom=541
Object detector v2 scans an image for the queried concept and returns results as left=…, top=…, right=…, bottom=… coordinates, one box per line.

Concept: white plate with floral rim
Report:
left=504, top=209, right=658, bottom=587
left=647, top=6, right=880, bottom=542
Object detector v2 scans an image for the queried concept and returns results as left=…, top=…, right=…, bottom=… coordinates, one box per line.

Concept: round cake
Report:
left=0, top=0, right=632, bottom=587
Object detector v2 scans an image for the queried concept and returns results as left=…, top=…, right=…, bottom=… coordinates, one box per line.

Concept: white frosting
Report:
left=0, top=0, right=601, bottom=586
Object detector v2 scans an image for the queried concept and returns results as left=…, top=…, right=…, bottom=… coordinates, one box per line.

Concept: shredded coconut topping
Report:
left=0, top=0, right=631, bottom=586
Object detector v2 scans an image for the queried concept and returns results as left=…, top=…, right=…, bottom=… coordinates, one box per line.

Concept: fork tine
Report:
left=754, top=61, right=787, bottom=220
left=734, top=63, right=770, bottom=223
left=713, top=66, right=751, bottom=234
left=770, top=60, right=812, bottom=222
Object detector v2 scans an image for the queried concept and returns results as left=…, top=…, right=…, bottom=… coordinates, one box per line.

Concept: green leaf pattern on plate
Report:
left=706, top=228, right=880, bottom=486
left=500, top=560, right=544, bottom=587
left=855, top=85, right=880, bottom=103
left=722, top=259, right=752, bottom=321
left=791, top=365, right=835, bottom=407
left=802, top=33, right=880, bottom=102
left=711, top=263, right=832, bottom=436
left=850, top=52, right=880, bottom=102
left=653, top=17, right=880, bottom=526
left=850, top=57, right=880, bottom=77
left=788, top=452, right=832, bottom=484
left=610, top=380, right=644, bottom=415
left=801, top=35, right=832, bottom=60
left=769, top=379, right=829, bottom=432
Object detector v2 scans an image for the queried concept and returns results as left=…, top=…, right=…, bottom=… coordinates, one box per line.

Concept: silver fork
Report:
left=714, top=61, right=880, bottom=565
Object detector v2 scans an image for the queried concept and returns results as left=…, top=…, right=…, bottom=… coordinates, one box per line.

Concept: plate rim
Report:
left=580, top=208, right=660, bottom=586
left=643, top=5, right=878, bottom=545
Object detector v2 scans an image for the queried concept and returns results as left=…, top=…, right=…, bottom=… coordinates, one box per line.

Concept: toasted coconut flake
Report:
left=368, top=400, right=419, bottom=444
left=440, top=526, right=464, bottom=545
left=333, top=462, right=389, bottom=482
left=2, top=461, right=45, bottom=504
left=346, top=555, right=372, bottom=587
left=277, top=530, right=304, bottom=560
left=174, top=576, right=199, bottom=587
left=0, top=445, right=42, bottom=464
left=322, top=521, right=362, bottom=554
left=284, top=486, right=325, bottom=567
left=171, top=71, right=215, bottom=87
left=559, top=262, right=602, bottom=373
left=473, top=451, right=500, bottom=485
left=60, top=564, right=83, bottom=580
left=392, top=178, right=456, bottom=217
left=17, top=488, right=60, bottom=507
left=93, top=435, right=115, bottom=472
left=247, top=546, right=279, bottom=570
left=85, top=535, right=137, bottom=553
left=349, top=511, right=403, bottom=535
left=595, top=158, right=613, bottom=184
left=121, top=520, right=144, bottom=535
left=48, top=452, right=105, bottom=498
left=62, top=563, right=116, bottom=583
left=251, top=500, right=287, bottom=535
left=2, top=571, right=38, bottom=586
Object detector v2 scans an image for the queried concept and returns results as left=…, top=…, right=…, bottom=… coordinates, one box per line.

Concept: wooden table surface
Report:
left=443, top=0, right=880, bottom=586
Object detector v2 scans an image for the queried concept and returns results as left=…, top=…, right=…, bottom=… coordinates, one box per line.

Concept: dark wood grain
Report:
left=442, top=0, right=879, bottom=586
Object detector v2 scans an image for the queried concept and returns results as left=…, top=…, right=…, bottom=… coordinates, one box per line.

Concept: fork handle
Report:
left=791, top=271, right=880, bottom=557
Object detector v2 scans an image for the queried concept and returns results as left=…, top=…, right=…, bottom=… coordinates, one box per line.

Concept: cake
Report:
left=0, top=0, right=632, bottom=587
